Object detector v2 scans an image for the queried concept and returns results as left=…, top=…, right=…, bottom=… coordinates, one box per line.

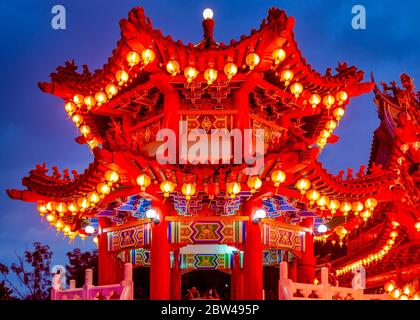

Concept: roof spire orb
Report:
left=203, top=8, right=214, bottom=20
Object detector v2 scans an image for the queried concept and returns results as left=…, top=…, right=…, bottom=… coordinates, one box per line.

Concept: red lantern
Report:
left=205, top=183, right=219, bottom=200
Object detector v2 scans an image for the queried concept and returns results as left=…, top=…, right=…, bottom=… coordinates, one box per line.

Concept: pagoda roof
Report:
left=38, top=7, right=372, bottom=101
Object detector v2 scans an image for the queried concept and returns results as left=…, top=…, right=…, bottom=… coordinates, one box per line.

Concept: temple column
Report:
left=243, top=204, right=263, bottom=300
left=98, top=218, right=119, bottom=285
left=231, top=252, right=243, bottom=300
left=150, top=202, right=171, bottom=300
left=298, top=217, right=315, bottom=283
left=171, top=248, right=181, bottom=300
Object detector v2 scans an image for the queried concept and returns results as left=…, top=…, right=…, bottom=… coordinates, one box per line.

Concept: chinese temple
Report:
left=7, top=6, right=420, bottom=300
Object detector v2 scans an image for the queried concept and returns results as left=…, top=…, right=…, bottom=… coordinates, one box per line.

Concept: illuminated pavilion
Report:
left=7, top=7, right=419, bottom=300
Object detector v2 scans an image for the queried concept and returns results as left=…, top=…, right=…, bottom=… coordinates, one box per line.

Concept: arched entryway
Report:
left=263, top=266, right=279, bottom=300
left=133, top=267, right=150, bottom=300
left=181, top=270, right=231, bottom=300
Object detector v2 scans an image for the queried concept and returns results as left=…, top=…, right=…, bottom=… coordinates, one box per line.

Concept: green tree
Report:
left=0, top=242, right=53, bottom=300
left=65, top=248, right=98, bottom=287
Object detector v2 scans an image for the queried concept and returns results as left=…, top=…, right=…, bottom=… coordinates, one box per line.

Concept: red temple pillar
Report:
left=298, top=217, right=315, bottom=283
left=231, top=252, right=243, bottom=300
left=243, top=203, right=263, bottom=300
left=98, top=218, right=119, bottom=285
left=171, top=248, right=181, bottom=300
left=150, top=201, right=171, bottom=300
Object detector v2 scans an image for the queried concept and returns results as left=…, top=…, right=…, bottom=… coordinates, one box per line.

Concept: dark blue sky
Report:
left=0, top=0, right=419, bottom=270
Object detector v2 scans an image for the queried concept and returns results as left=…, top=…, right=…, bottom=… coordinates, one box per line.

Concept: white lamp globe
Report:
left=146, top=209, right=158, bottom=219
left=317, top=224, right=328, bottom=233
left=254, top=209, right=267, bottom=220
left=85, top=225, right=95, bottom=234
left=203, top=8, right=214, bottom=20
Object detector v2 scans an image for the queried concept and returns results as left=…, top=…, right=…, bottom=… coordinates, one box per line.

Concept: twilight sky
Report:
left=0, top=0, right=419, bottom=271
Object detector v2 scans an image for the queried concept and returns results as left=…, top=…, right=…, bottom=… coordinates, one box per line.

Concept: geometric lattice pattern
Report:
left=169, top=220, right=245, bottom=245
left=262, top=223, right=304, bottom=251
left=107, top=222, right=151, bottom=252
left=181, top=253, right=232, bottom=271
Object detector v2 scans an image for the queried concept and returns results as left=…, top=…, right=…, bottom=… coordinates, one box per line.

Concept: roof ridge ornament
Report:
left=197, top=8, right=219, bottom=49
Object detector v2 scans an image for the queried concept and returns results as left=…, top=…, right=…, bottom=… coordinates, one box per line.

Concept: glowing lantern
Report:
left=126, top=51, right=140, bottom=67
left=68, top=202, right=79, bottom=215
left=336, top=226, right=348, bottom=237
left=182, top=183, right=197, bottom=200
left=361, top=210, right=372, bottom=222
left=136, top=174, right=151, bottom=192
left=160, top=180, right=175, bottom=197
left=87, top=191, right=100, bottom=205
left=390, top=288, right=401, bottom=299
left=328, top=199, right=340, bottom=214
left=73, top=94, right=84, bottom=105
left=309, top=94, right=321, bottom=109
left=352, top=201, right=364, bottom=215
left=415, top=221, right=420, bottom=232
left=365, top=198, right=378, bottom=211
left=390, top=231, right=398, bottom=239
left=320, top=129, right=331, bottom=139
left=316, top=196, right=329, bottom=210
left=71, top=114, right=83, bottom=127
left=115, top=70, right=129, bottom=86
left=95, top=91, right=108, bottom=106
left=166, top=60, right=180, bottom=76
left=184, top=66, right=198, bottom=83
left=333, top=107, right=345, bottom=120
left=226, top=182, right=241, bottom=199
left=271, top=170, right=286, bottom=187
left=105, top=83, right=118, bottom=98
left=104, top=170, right=119, bottom=185
left=46, top=214, right=55, bottom=223
left=388, top=239, right=395, bottom=246
left=317, top=137, right=327, bottom=148
left=340, top=202, right=352, bottom=216
left=247, top=176, right=262, bottom=193
left=80, top=125, right=91, bottom=136
left=37, top=203, right=47, bottom=215
left=63, top=225, right=71, bottom=234
left=296, top=178, right=311, bottom=194
left=84, top=96, right=96, bottom=110
left=336, top=91, right=348, bottom=105
left=87, top=137, right=99, bottom=149
left=325, top=120, right=337, bottom=131
left=46, top=201, right=57, bottom=212
left=65, top=101, right=77, bottom=115
left=224, top=63, right=237, bottom=80
left=392, top=221, right=400, bottom=228
left=323, top=95, right=335, bottom=109
left=306, top=189, right=320, bottom=204
left=280, top=69, right=294, bottom=86
left=400, top=144, right=409, bottom=153
left=56, top=202, right=68, bottom=216
left=55, top=220, right=63, bottom=231
left=245, top=53, right=260, bottom=70
left=290, top=82, right=303, bottom=98
left=272, top=48, right=286, bottom=64
left=97, top=182, right=111, bottom=197
left=204, top=68, right=218, bottom=85
left=77, top=198, right=89, bottom=211
left=141, top=48, right=155, bottom=65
